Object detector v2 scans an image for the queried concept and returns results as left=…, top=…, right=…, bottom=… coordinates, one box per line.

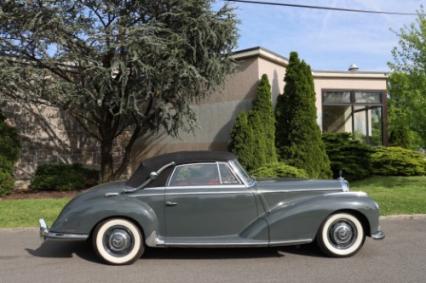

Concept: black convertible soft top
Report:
left=126, top=151, right=236, bottom=188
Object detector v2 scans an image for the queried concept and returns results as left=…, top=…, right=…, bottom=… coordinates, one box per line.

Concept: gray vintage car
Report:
left=39, top=151, right=384, bottom=265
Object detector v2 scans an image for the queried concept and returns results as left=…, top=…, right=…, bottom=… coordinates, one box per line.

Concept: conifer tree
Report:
left=275, top=52, right=331, bottom=178
left=251, top=74, right=278, bottom=163
left=229, top=112, right=254, bottom=170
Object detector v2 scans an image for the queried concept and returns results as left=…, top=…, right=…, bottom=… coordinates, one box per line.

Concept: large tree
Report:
left=389, top=9, right=426, bottom=148
left=0, top=0, right=237, bottom=181
left=275, top=52, right=331, bottom=178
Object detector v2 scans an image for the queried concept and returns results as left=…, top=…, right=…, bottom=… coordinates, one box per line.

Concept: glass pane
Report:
left=353, top=106, right=367, bottom=142
left=354, top=92, right=381, bottom=103
left=218, top=163, right=240, bottom=185
left=323, top=105, right=353, bottom=133
left=169, top=163, right=220, bottom=186
left=369, top=107, right=382, bottom=145
left=323, top=91, right=351, bottom=104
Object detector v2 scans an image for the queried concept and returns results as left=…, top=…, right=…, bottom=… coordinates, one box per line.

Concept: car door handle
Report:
left=166, top=201, right=178, bottom=207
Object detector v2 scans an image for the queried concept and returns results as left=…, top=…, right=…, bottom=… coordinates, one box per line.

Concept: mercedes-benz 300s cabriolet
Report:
left=39, top=151, right=384, bottom=265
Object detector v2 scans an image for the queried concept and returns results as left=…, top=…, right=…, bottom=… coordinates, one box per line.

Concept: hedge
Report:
left=31, top=163, right=99, bottom=191
left=371, top=147, right=426, bottom=176
left=251, top=162, right=308, bottom=179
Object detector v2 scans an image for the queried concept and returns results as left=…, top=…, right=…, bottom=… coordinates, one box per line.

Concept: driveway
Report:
left=0, top=216, right=425, bottom=283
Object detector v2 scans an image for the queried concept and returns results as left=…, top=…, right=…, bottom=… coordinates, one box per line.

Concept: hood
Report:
left=255, top=178, right=344, bottom=192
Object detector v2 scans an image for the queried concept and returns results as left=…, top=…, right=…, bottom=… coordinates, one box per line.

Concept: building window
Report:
left=322, top=90, right=385, bottom=145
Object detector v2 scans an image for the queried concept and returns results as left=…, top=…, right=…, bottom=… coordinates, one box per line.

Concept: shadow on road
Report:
left=26, top=242, right=325, bottom=263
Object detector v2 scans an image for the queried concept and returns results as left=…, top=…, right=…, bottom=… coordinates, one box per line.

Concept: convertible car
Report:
left=39, top=151, right=384, bottom=265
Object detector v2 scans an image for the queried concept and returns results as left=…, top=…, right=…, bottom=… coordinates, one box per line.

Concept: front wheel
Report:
left=317, top=213, right=365, bottom=257
left=92, top=218, right=144, bottom=265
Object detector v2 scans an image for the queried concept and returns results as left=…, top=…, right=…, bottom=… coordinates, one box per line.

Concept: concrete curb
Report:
left=380, top=214, right=426, bottom=220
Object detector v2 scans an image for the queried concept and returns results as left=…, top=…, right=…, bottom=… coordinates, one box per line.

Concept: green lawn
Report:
left=0, top=176, right=425, bottom=227
left=351, top=176, right=426, bottom=216
left=0, top=198, right=70, bottom=228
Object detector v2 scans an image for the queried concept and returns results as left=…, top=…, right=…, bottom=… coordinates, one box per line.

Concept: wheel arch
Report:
left=89, top=215, right=147, bottom=241
left=318, top=209, right=371, bottom=238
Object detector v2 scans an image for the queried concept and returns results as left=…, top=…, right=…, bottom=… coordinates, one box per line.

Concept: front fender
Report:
left=50, top=195, right=159, bottom=240
left=266, top=192, right=380, bottom=242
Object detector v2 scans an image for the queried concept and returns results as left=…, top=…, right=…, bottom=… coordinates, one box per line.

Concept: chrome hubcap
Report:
left=103, top=226, right=134, bottom=256
left=329, top=220, right=357, bottom=249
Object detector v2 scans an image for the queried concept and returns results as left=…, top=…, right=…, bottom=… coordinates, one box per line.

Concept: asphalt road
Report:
left=0, top=216, right=425, bottom=283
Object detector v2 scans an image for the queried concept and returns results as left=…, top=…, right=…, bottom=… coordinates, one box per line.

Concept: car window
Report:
left=169, top=163, right=220, bottom=186
left=218, top=163, right=241, bottom=185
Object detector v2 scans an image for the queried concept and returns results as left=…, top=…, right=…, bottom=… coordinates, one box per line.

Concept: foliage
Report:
left=250, top=162, right=308, bottom=179
left=229, top=112, right=255, bottom=171
left=275, top=52, right=331, bottom=178
left=0, top=1, right=238, bottom=181
left=0, top=113, right=20, bottom=196
left=371, top=147, right=426, bottom=176
left=322, top=133, right=374, bottom=180
left=0, top=167, right=14, bottom=197
left=230, top=74, right=277, bottom=171
left=250, top=74, right=278, bottom=164
left=389, top=10, right=426, bottom=148
left=388, top=72, right=424, bottom=148
left=31, top=163, right=99, bottom=191
left=0, top=198, right=70, bottom=228
left=351, top=176, right=426, bottom=215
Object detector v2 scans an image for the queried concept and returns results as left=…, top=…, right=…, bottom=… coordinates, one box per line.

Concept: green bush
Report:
left=275, top=52, right=331, bottom=178
left=251, top=162, right=308, bottom=179
left=0, top=113, right=20, bottom=196
left=31, top=163, right=99, bottom=191
left=371, top=147, right=426, bottom=176
left=0, top=168, right=14, bottom=196
left=322, top=133, right=374, bottom=180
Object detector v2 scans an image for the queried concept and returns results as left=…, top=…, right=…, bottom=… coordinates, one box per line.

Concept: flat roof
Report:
left=231, top=46, right=388, bottom=78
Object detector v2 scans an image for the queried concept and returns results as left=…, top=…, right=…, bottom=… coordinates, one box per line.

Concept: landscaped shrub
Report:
left=230, top=74, right=277, bottom=171
left=31, top=163, right=99, bottom=191
left=0, top=112, right=20, bottom=196
left=371, top=147, right=426, bottom=176
left=322, top=133, right=374, bottom=180
left=251, top=162, right=308, bottom=179
left=275, top=52, right=331, bottom=178
left=0, top=167, right=14, bottom=196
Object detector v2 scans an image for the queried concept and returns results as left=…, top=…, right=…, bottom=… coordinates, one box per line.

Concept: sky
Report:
left=214, top=0, right=425, bottom=71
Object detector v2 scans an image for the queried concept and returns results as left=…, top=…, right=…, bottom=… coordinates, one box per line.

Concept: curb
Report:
left=380, top=214, right=426, bottom=220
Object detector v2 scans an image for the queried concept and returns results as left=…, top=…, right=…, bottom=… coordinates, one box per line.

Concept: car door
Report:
left=164, top=162, right=259, bottom=242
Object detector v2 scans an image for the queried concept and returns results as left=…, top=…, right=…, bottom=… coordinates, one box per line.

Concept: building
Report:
left=131, top=47, right=388, bottom=168
left=3, top=46, right=388, bottom=184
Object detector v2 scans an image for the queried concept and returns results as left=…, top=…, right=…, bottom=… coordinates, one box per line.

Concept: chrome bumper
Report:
left=39, top=218, right=89, bottom=241
left=371, top=229, right=385, bottom=240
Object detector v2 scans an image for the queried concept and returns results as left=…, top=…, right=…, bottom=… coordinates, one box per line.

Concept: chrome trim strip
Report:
left=371, top=230, right=385, bottom=240
left=159, top=238, right=312, bottom=247
left=39, top=218, right=88, bottom=241
left=269, top=238, right=312, bottom=246
left=258, top=188, right=338, bottom=193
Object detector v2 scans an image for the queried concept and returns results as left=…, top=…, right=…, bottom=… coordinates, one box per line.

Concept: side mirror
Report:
left=150, top=171, right=159, bottom=180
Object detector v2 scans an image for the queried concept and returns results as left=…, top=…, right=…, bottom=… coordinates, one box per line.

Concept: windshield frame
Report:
left=229, top=159, right=256, bottom=187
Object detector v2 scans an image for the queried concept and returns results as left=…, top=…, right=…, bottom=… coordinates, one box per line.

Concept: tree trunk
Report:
left=100, top=134, right=114, bottom=182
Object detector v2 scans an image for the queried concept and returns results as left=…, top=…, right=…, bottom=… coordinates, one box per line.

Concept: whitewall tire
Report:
left=92, top=218, right=144, bottom=265
left=317, top=213, right=365, bottom=257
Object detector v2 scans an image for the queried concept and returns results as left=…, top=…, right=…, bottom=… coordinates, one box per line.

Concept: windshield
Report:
left=231, top=160, right=255, bottom=185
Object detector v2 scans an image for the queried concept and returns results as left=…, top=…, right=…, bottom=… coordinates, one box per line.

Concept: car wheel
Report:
left=317, top=212, right=365, bottom=257
left=92, top=218, right=144, bottom=265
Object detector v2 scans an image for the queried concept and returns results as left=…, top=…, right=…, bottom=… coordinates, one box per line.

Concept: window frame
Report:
left=166, top=161, right=244, bottom=188
left=322, top=89, right=386, bottom=145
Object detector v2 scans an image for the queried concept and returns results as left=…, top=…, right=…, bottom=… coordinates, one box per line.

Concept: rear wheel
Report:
left=92, top=218, right=144, bottom=265
left=317, top=213, right=365, bottom=257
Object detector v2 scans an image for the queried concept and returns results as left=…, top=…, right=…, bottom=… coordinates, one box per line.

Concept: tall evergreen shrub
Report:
left=0, top=112, right=20, bottom=196
left=230, top=75, right=277, bottom=170
left=275, top=52, right=331, bottom=178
